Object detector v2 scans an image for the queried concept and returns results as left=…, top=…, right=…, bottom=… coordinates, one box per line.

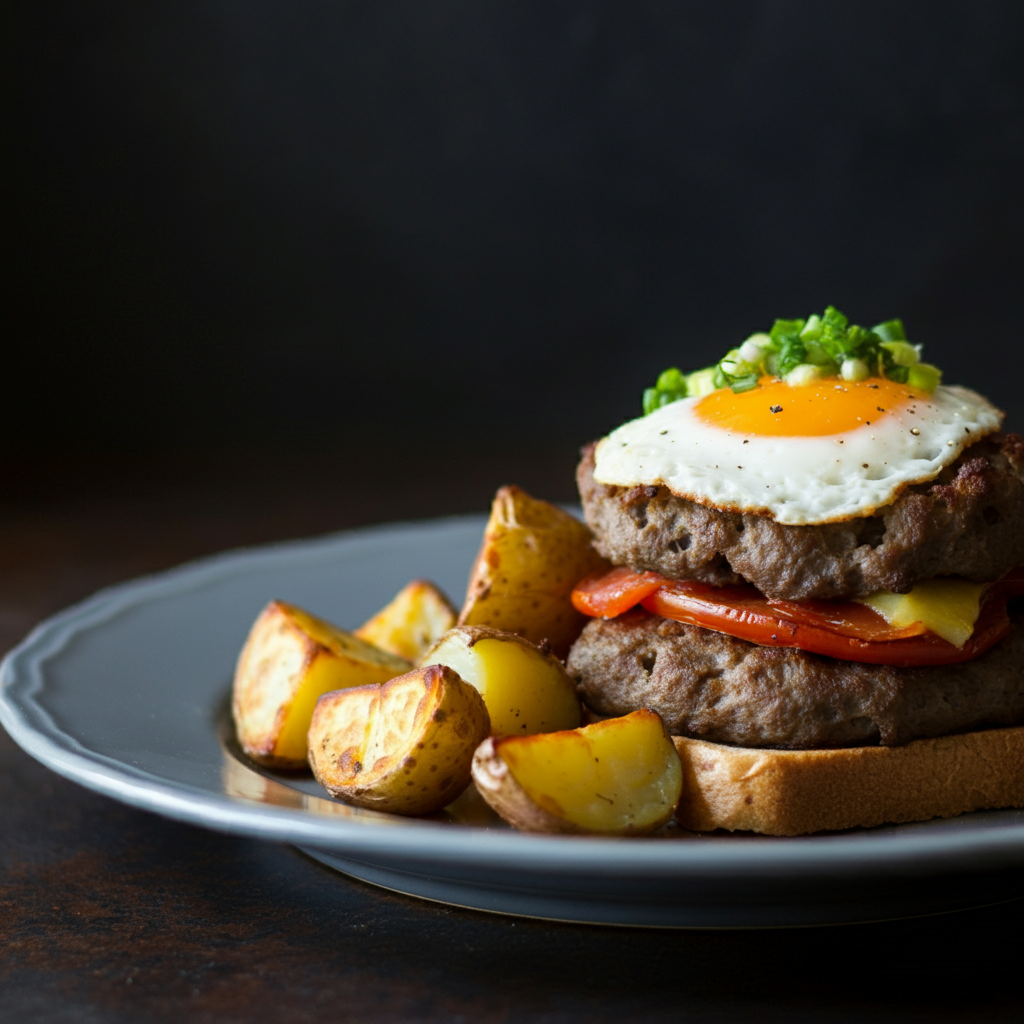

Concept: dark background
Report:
left=4, top=7, right=1024, bottom=1019
left=9, top=0, right=1024, bottom=475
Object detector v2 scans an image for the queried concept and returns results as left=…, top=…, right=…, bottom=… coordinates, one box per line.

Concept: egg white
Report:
left=593, top=384, right=1003, bottom=525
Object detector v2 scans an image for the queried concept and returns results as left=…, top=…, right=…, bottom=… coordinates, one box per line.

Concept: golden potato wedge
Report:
left=421, top=625, right=581, bottom=736
left=472, top=709, right=683, bottom=835
left=458, top=485, right=609, bottom=658
left=308, top=664, right=490, bottom=814
left=233, top=600, right=412, bottom=769
left=354, top=579, right=457, bottom=661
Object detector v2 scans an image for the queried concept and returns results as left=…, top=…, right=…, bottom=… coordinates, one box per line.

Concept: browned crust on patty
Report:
left=578, top=433, right=1024, bottom=601
left=565, top=607, right=1024, bottom=750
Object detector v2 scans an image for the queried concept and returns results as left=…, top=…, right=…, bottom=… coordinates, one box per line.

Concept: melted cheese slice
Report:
left=857, top=579, right=986, bottom=647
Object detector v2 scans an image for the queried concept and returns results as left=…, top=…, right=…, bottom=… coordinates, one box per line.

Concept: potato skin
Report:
left=355, top=579, right=457, bottom=661
left=420, top=625, right=581, bottom=736
left=471, top=711, right=683, bottom=836
left=472, top=737, right=581, bottom=834
left=308, top=664, right=490, bottom=815
left=233, top=600, right=411, bottom=769
left=458, top=485, right=609, bottom=659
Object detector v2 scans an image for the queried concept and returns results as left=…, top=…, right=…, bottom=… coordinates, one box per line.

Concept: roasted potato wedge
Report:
left=308, top=664, right=490, bottom=814
left=458, top=485, right=609, bottom=658
left=421, top=625, right=581, bottom=736
left=472, top=709, right=683, bottom=835
left=355, top=579, right=457, bottom=661
left=233, top=600, right=412, bottom=769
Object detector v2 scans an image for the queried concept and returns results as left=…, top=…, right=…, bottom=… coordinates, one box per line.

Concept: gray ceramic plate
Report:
left=2, top=515, right=1023, bottom=928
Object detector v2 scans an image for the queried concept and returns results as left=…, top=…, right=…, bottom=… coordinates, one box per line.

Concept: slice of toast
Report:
left=674, top=726, right=1024, bottom=835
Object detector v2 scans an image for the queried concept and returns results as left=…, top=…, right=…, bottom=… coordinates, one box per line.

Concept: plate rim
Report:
left=2, top=514, right=1024, bottom=879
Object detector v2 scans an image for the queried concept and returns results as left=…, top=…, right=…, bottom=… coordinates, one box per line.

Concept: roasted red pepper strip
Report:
left=572, top=567, right=1024, bottom=667
left=643, top=581, right=1011, bottom=666
left=765, top=596, right=926, bottom=640
left=571, top=566, right=665, bottom=618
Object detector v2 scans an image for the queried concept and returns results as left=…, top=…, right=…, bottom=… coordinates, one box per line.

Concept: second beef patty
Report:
left=566, top=606, right=1024, bottom=749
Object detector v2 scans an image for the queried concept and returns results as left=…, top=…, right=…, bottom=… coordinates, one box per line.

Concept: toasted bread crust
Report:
left=673, top=726, right=1024, bottom=835
left=578, top=433, right=1024, bottom=601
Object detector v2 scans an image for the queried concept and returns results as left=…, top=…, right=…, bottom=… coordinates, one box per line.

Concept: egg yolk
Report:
left=694, top=376, right=919, bottom=437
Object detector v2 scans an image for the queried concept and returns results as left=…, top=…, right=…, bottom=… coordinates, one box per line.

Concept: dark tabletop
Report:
left=1, top=449, right=1021, bottom=1024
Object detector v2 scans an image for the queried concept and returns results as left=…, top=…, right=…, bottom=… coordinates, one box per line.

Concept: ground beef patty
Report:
left=566, top=607, right=1024, bottom=749
left=578, top=432, right=1024, bottom=601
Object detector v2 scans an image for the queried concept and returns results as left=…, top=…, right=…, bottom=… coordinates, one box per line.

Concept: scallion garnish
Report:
left=642, top=367, right=688, bottom=415
left=641, top=306, right=942, bottom=414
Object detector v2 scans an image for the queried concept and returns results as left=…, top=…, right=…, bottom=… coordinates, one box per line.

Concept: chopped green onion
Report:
left=786, top=363, right=825, bottom=387
left=799, top=314, right=822, bottom=341
left=729, top=373, right=760, bottom=393
left=840, top=357, right=870, bottom=382
left=819, top=306, right=849, bottom=355
left=770, top=318, right=807, bottom=346
left=718, top=349, right=743, bottom=376
left=686, top=367, right=718, bottom=396
left=872, top=319, right=906, bottom=343
left=878, top=351, right=910, bottom=383
left=656, top=367, right=686, bottom=391
left=773, top=327, right=806, bottom=377
left=714, top=344, right=766, bottom=393
left=843, top=325, right=878, bottom=359
left=880, top=341, right=919, bottom=367
left=738, top=338, right=766, bottom=364
left=907, top=362, right=941, bottom=392
left=640, top=309, right=941, bottom=412
left=642, top=365, right=688, bottom=415
left=803, top=342, right=836, bottom=366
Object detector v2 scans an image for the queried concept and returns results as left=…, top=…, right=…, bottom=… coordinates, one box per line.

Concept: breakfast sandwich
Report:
left=565, top=307, right=1024, bottom=834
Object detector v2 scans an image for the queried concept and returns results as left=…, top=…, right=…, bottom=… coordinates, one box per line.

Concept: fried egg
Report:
left=593, top=378, right=1003, bottom=525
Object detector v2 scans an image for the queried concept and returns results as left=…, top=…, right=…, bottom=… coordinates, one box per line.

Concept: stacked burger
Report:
left=566, top=308, right=1024, bottom=835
